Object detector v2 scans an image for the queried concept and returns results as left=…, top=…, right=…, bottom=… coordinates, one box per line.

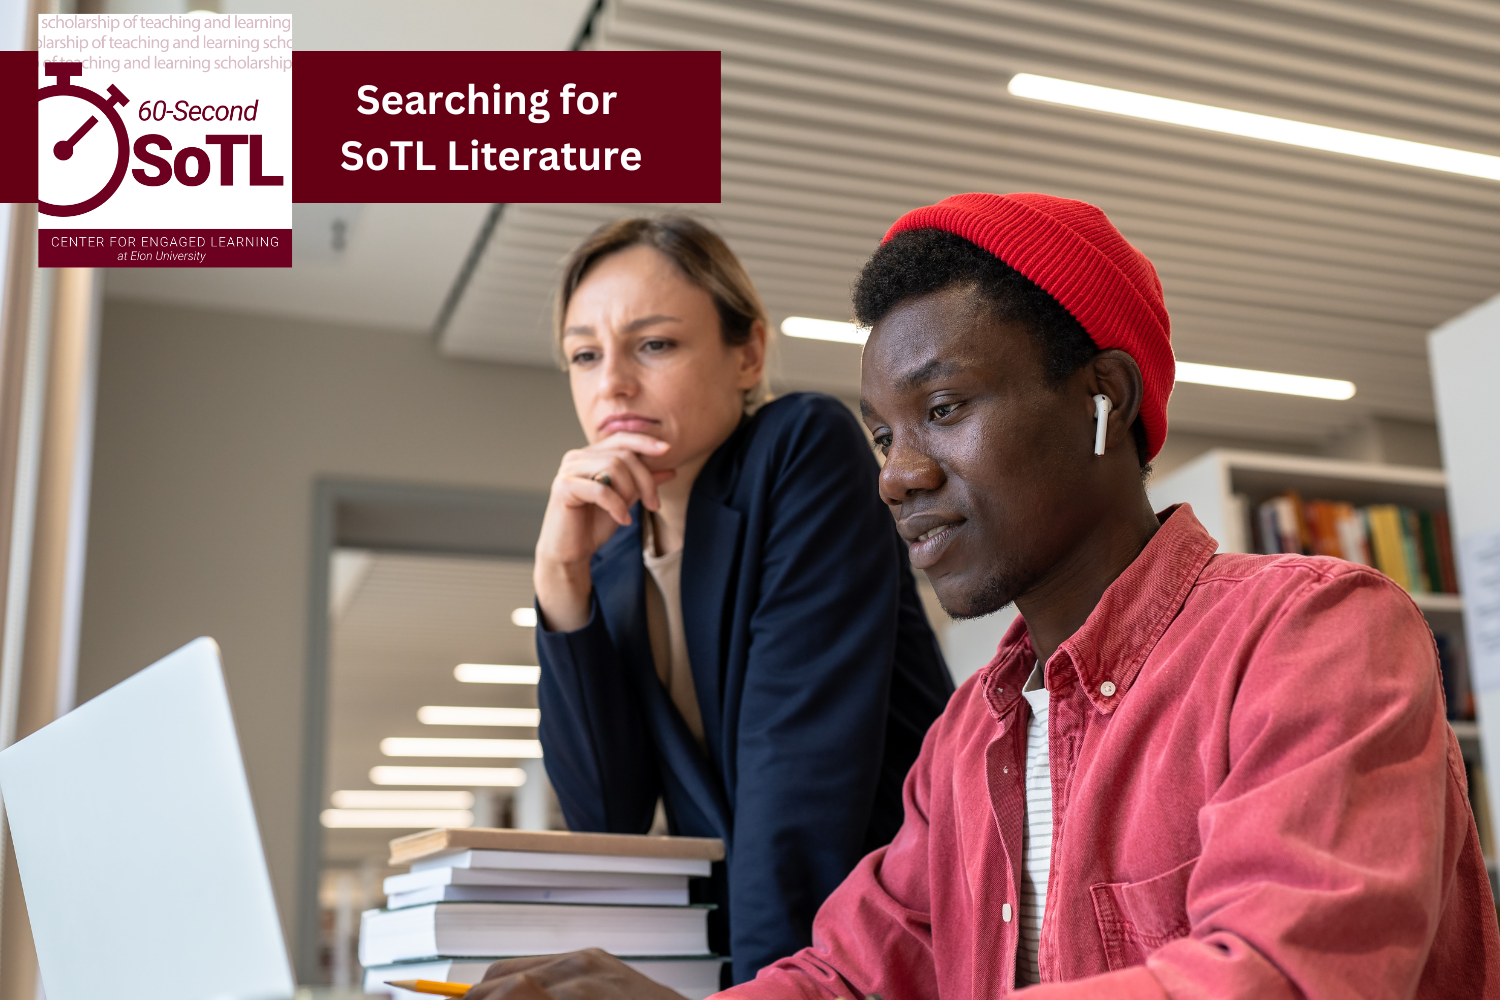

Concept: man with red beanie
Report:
left=466, top=193, right=1500, bottom=998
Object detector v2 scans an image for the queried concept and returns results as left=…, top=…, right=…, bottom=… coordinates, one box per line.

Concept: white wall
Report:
left=1429, top=294, right=1500, bottom=831
left=77, top=301, right=584, bottom=945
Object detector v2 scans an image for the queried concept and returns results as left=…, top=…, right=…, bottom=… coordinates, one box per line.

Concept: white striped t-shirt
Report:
left=1015, top=660, right=1052, bottom=986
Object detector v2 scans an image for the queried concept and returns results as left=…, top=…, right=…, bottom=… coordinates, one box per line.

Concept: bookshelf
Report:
left=1454, top=721, right=1483, bottom=760
left=1148, top=449, right=1449, bottom=557
left=1412, top=592, right=1465, bottom=616
left=1150, top=448, right=1491, bottom=877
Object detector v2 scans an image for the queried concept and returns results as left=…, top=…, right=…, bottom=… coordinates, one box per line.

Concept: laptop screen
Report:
left=0, top=637, right=295, bottom=1000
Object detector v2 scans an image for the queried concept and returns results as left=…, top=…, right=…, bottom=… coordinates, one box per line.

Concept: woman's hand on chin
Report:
left=534, top=432, right=675, bottom=632
left=468, top=951, right=684, bottom=1000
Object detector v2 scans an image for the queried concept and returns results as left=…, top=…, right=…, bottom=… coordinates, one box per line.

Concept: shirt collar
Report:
left=981, top=503, right=1218, bottom=718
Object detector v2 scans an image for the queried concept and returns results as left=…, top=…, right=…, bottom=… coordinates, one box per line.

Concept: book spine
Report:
left=1286, top=492, right=1309, bottom=553
left=1307, top=501, right=1341, bottom=557
left=1418, top=511, right=1445, bottom=595
left=1366, top=506, right=1411, bottom=591
left=1400, top=508, right=1430, bottom=593
left=1434, top=510, right=1460, bottom=594
left=1454, top=635, right=1475, bottom=720
left=1333, top=503, right=1371, bottom=566
left=1468, top=760, right=1494, bottom=860
left=1274, top=496, right=1302, bottom=555
left=1257, top=502, right=1280, bottom=554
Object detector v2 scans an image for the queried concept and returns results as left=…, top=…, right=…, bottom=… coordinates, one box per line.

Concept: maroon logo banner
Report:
left=291, top=50, right=720, bottom=203
left=1, top=52, right=39, bottom=204
left=39, top=228, right=291, bottom=266
left=1, top=49, right=721, bottom=206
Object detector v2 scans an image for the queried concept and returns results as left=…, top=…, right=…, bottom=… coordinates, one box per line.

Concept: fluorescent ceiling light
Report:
left=369, top=765, right=527, bottom=787
left=418, top=706, right=541, bottom=727
left=455, top=663, right=541, bottom=685
left=320, top=808, right=474, bottom=829
left=380, top=737, right=544, bottom=758
left=330, top=789, right=474, bottom=809
left=511, top=607, right=538, bottom=627
left=1176, top=361, right=1354, bottom=399
left=783, top=313, right=1351, bottom=400
left=1007, top=73, right=1500, bottom=182
left=781, top=317, right=869, bottom=345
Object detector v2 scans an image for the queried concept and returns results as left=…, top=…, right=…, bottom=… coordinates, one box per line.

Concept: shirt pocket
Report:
left=1090, top=855, right=1197, bottom=971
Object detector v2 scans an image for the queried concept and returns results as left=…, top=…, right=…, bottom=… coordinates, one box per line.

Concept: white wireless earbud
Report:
left=1093, top=394, right=1112, bottom=456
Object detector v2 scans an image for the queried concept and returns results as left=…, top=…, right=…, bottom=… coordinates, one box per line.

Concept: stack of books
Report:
left=1254, top=493, right=1459, bottom=596
left=362, top=828, right=725, bottom=1000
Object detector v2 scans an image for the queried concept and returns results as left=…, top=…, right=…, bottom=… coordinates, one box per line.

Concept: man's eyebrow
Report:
left=859, top=398, right=875, bottom=420
left=897, top=357, right=965, bottom=392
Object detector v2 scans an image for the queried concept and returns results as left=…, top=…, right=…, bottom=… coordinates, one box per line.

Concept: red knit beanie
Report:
left=883, top=192, right=1173, bottom=460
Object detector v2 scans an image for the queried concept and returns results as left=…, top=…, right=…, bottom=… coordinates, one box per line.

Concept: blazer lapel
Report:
left=594, top=506, right=733, bottom=840
left=681, top=493, right=743, bottom=767
left=592, top=515, right=650, bottom=669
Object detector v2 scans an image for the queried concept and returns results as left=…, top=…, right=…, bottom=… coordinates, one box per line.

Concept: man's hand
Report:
left=465, top=949, right=689, bottom=1000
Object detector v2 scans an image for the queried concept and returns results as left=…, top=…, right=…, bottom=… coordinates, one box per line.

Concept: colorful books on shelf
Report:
left=1253, top=493, right=1459, bottom=596
left=362, top=828, right=726, bottom=1000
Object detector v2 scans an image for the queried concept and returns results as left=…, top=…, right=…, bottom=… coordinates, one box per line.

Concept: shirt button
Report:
left=1101, top=681, right=1117, bottom=697
left=1002, top=903, right=1013, bottom=922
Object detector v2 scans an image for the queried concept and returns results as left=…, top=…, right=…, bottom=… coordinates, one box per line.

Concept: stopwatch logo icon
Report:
left=38, top=61, right=131, bottom=218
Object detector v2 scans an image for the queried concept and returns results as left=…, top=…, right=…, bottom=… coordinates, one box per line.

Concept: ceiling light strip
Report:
left=454, top=663, right=541, bottom=685
left=380, top=737, right=543, bottom=758
left=418, top=706, right=541, bottom=727
left=781, top=318, right=1354, bottom=400
left=1007, top=74, right=1500, bottom=182
left=781, top=316, right=870, bottom=344
left=369, top=765, right=527, bottom=787
left=331, top=789, right=475, bottom=809
left=1175, top=362, right=1354, bottom=399
left=320, top=808, right=475, bottom=829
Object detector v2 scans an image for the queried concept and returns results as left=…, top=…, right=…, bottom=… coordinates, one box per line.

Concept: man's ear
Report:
left=1085, top=350, right=1144, bottom=455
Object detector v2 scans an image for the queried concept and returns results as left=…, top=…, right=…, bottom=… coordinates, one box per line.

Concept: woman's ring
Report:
left=592, top=472, right=613, bottom=488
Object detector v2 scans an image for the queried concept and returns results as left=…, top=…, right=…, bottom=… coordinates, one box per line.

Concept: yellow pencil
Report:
left=386, top=980, right=473, bottom=997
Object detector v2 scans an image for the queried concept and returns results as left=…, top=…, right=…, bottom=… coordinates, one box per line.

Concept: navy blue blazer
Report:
left=535, top=392, right=954, bottom=984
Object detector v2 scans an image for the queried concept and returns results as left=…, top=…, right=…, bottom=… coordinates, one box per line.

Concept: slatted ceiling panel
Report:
left=440, top=0, right=1500, bottom=444
left=323, top=553, right=541, bottom=849
left=640, top=0, right=1500, bottom=140
left=335, top=553, right=540, bottom=662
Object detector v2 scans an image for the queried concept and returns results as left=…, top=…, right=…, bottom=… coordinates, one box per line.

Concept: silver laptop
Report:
left=0, top=637, right=295, bottom=1000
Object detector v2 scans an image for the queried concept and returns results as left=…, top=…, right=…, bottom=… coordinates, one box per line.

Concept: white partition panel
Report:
left=1430, top=293, right=1500, bottom=841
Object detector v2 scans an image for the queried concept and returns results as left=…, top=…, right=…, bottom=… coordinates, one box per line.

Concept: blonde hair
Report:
left=555, top=216, right=771, bottom=408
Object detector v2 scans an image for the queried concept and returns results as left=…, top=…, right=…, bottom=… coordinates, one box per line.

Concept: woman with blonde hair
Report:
left=532, top=216, right=952, bottom=986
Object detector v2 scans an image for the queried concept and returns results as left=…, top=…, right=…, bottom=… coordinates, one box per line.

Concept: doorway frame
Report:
left=296, top=477, right=546, bottom=981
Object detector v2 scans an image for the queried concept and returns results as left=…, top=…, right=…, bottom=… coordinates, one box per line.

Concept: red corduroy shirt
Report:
left=722, top=504, right=1500, bottom=999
